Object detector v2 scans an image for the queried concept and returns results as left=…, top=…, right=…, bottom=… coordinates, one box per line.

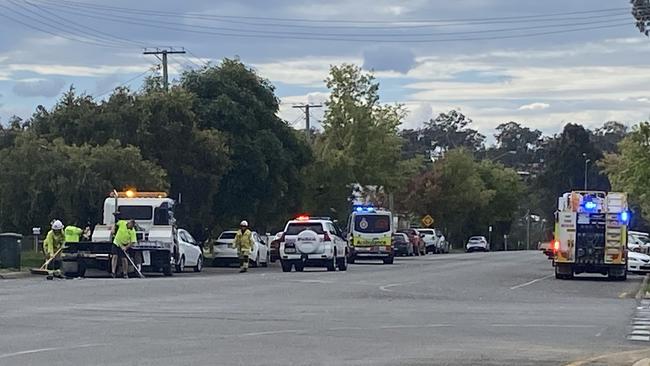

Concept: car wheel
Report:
left=193, top=255, right=203, bottom=272
left=251, top=252, right=260, bottom=268
left=383, top=256, right=394, bottom=265
left=261, top=252, right=269, bottom=267
left=281, top=260, right=292, bottom=272
left=326, top=255, right=336, bottom=271
left=175, top=256, right=185, bottom=273
left=337, top=254, right=347, bottom=271
left=348, top=254, right=356, bottom=264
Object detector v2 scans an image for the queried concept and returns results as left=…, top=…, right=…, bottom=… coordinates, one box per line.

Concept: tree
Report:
left=601, top=122, right=650, bottom=221
left=181, top=59, right=312, bottom=232
left=632, top=0, right=650, bottom=35
left=0, top=134, right=167, bottom=233
left=400, top=110, right=485, bottom=161
left=591, top=121, right=628, bottom=154
left=305, top=64, right=405, bottom=219
left=535, top=123, right=609, bottom=220
left=489, top=121, right=542, bottom=167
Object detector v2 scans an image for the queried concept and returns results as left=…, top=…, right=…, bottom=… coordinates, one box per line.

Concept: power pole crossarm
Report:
left=293, top=104, right=322, bottom=140
left=143, top=47, right=187, bottom=91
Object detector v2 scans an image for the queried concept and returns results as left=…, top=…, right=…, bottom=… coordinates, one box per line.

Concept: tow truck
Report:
left=553, top=191, right=629, bottom=281
left=61, top=190, right=179, bottom=277
left=347, top=205, right=394, bottom=264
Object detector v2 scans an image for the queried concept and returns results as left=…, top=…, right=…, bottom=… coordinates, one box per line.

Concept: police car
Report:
left=278, top=216, right=348, bottom=272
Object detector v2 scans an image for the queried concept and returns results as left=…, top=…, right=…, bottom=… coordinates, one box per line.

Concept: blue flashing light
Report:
left=353, top=205, right=376, bottom=213
left=584, top=201, right=597, bottom=211
left=619, top=211, right=630, bottom=224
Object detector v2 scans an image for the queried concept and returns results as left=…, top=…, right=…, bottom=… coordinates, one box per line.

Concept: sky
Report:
left=0, top=0, right=649, bottom=139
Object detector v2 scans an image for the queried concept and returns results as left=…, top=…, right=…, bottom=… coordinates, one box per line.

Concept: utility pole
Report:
left=143, top=47, right=186, bottom=91
left=293, top=104, right=322, bottom=139
left=526, top=210, right=531, bottom=251
left=582, top=153, right=591, bottom=191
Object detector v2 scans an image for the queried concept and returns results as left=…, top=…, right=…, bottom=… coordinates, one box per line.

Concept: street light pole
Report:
left=526, top=210, right=531, bottom=251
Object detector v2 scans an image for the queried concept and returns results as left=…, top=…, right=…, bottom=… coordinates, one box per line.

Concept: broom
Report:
left=30, top=247, right=63, bottom=275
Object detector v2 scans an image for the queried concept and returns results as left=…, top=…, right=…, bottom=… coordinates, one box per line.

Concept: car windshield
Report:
left=118, top=205, right=153, bottom=220
left=419, top=229, right=435, bottom=235
left=354, top=214, right=391, bottom=234
left=469, top=236, right=484, bottom=241
left=285, top=222, right=325, bottom=235
left=219, top=232, right=236, bottom=240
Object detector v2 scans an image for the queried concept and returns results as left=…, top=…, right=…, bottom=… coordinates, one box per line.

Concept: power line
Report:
left=36, top=0, right=632, bottom=27
left=38, top=1, right=632, bottom=38
left=143, top=47, right=186, bottom=91
left=93, top=68, right=154, bottom=100
left=0, top=4, right=125, bottom=48
left=21, top=0, right=146, bottom=48
left=293, top=104, right=322, bottom=139
left=34, top=3, right=633, bottom=39
left=27, top=3, right=633, bottom=44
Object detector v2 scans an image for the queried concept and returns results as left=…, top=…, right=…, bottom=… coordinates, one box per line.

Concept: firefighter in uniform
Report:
left=234, top=220, right=253, bottom=273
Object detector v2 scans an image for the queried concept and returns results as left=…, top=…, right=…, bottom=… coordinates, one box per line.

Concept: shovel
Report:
left=122, top=247, right=145, bottom=279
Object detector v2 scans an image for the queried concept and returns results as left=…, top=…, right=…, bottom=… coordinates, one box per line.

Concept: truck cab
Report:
left=91, top=191, right=179, bottom=276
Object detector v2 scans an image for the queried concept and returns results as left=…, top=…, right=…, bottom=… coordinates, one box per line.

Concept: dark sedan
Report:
left=392, top=233, right=414, bottom=257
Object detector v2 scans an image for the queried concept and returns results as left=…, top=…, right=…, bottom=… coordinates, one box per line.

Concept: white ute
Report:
left=279, top=216, right=348, bottom=272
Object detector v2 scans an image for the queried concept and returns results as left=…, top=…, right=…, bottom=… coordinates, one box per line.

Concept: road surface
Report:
left=0, top=251, right=646, bottom=365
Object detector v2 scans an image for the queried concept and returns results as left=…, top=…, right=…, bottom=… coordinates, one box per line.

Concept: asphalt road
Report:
left=0, top=251, right=646, bottom=366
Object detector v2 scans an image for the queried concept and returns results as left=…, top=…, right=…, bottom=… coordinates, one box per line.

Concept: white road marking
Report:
left=292, top=279, right=334, bottom=284
left=0, top=344, right=102, bottom=360
left=490, top=323, right=598, bottom=328
left=379, top=283, right=402, bottom=292
left=509, top=274, right=554, bottom=290
left=235, top=330, right=299, bottom=338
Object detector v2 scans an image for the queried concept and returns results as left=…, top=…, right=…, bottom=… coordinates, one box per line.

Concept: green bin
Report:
left=0, top=233, right=22, bottom=270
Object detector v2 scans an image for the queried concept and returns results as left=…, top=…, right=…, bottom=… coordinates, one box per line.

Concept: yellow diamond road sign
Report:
left=422, top=215, right=434, bottom=227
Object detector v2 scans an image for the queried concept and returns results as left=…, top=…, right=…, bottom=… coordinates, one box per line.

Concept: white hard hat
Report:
left=52, top=220, right=64, bottom=230
left=240, top=220, right=249, bottom=227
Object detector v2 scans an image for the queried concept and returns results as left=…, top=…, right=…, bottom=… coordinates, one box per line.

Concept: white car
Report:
left=175, top=229, right=204, bottom=273
left=466, top=236, right=489, bottom=252
left=628, top=231, right=650, bottom=254
left=628, top=251, right=650, bottom=274
left=416, top=228, right=438, bottom=254
left=279, top=216, right=348, bottom=272
left=211, top=230, right=269, bottom=268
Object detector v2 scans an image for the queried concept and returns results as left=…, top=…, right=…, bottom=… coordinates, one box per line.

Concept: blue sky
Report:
left=0, top=0, right=649, bottom=138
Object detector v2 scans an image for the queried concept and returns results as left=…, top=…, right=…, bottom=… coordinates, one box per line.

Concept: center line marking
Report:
left=510, top=274, right=554, bottom=290
left=379, top=283, right=402, bottom=292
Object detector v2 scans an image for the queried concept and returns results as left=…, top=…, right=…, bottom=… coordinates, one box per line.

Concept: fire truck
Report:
left=553, top=191, right=629, bottom=281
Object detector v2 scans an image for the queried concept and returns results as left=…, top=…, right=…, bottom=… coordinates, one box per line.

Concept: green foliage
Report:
left=181, top=59, right=312, bottom=233
left=400, top=149, right=523, bottom=245
left=601, top=122, right=650, bottom=219
left=305, top=64, right=405, bottom=220
left=0, top=134, right=167, bottom=232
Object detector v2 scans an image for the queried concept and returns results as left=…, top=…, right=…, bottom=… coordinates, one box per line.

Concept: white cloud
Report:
left=519, top=102, right=550, bottom=111
left=4, top=63, right=150, bottom=77
left=253, top=57, right=360, bottom=86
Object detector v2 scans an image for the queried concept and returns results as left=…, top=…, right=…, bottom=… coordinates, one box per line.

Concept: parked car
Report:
left=628, top=251, right=650, bottom=274
left=628, top=231, right=650, bottom=254
left=210, top=230, right=269, bottom=268
left=538, top=241, right=554, bottom=259
left=416, top=229, right=438, bottom=254
left=269, top=231, right=283, bottom=263
left=434, top=229, right=449, bottom=254
left=397, top=229, right=425, bottom=256
left=392, top=233, right=414, bottom=256
left=176, top=228, right=204, bottom=272
left=279, top=216, right=348, bottom=272
left=466, top=236, right=489, bottom=252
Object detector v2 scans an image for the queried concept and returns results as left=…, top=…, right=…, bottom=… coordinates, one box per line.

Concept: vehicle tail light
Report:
left=553, top=240, right=560, bottom=251
left=323, top=232, right=331, bottom=242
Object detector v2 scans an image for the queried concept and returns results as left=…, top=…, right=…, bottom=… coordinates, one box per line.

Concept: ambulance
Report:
left=347, top=205, right=394, bottom=264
